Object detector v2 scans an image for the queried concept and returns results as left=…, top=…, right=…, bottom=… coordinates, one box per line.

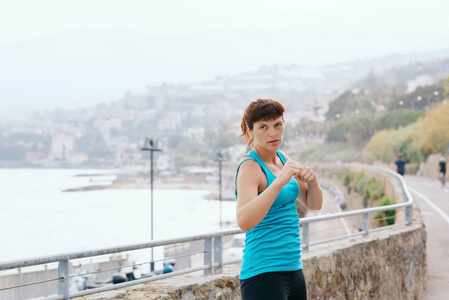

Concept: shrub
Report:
left=363, top=178, right=384, bottom=201
left=374, top=196, right=396, bottom=226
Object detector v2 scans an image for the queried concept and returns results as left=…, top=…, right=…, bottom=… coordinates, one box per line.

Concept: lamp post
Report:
left=141, top=137, right=162, bottom=271
left=414, top=96, right=422, bottom=110
left=215, top=152, right=226, bottom=229
left=425, top=91, right=440, bottom=108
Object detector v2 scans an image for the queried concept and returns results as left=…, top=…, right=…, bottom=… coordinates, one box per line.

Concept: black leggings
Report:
left=240, top=270, right=307, bottom=300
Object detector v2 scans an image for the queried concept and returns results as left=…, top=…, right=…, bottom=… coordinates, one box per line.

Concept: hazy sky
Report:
left=1, top=0, right=448, bottom=45
left=1, top=0, right=449, bottom=114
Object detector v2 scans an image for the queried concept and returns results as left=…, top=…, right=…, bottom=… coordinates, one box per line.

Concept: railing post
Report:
left=362, top=213, right=369, bottom=235
left=45, top=264, right=49, bottom=298
left=405, top=205, right=413, bottom=225
left=204, top=238, right=212, bottom=275
left=214, top=236, right=223, bottom=274
left=18, top=268, right=22, bottom=300
left=58, top=258, right=69, bottom=300
left=302, top=223, right=309, bottom=252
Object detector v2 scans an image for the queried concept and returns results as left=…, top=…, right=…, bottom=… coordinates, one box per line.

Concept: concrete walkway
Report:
left=405, top=175, right=449, bottom=300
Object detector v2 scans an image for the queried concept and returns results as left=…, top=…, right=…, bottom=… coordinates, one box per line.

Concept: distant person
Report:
left=440, top=157, right=446, bottom=187
left=235, top=99, right=323, bottom=300
left=395, top=155, right=407, bottom=176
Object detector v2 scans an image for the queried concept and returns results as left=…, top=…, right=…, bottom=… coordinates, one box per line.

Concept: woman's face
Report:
left=249, top=116, right=284, bottom=150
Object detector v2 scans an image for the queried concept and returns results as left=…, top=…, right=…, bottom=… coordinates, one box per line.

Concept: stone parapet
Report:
left=302, top=224, right=426, bottom=300
left=75, top=222, right=426, bottom=300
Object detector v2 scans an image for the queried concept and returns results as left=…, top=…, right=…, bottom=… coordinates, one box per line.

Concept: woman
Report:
left=235, top=99, right=323, bottom=300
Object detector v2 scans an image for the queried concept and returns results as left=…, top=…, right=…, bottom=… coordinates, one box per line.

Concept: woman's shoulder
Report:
left=237, top=153, right=261, bottom=175
left=237, top=151, right=257, bottom=163
left=237, top=155, right=258, bottom=170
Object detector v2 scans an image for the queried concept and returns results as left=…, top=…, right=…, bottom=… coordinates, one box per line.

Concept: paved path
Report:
left=405, top=175, right=449, bottom=300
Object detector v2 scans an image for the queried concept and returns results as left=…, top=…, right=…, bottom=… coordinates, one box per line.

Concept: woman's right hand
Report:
left=276, top=159, right=303, bottom=186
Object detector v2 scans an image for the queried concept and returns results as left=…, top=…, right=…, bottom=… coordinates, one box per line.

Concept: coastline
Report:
left=64, top=172, right=236, bottom=201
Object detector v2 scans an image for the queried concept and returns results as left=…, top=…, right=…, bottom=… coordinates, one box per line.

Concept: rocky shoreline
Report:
left=64, top=172, right=236, bottom=201
left=62, top=185, right=110, bottom=192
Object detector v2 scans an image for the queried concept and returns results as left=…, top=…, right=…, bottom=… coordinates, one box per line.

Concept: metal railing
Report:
left=0, top=164, right=413, bottom=300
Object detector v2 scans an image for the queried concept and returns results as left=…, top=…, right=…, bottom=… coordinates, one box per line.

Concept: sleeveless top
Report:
left=235, top=150, right=303, bottom=280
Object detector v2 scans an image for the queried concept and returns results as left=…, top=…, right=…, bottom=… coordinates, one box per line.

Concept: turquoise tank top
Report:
left=235, top=150, right=303, bottom=280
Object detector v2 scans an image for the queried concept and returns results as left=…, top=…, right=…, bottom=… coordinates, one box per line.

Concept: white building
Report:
left=48, top=134, right=75, bottom=160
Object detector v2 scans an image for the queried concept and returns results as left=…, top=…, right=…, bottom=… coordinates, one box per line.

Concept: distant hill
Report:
left=1, top=28, right=449, bottom=116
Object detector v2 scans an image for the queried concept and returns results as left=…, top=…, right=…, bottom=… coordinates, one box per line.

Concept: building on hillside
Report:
left=94, top=119, right=122, bottom=141
left=157, top=112, right=184, bottom=132
left=47, top=134, right=75, bottom=161
left=116, top=149, right=143, bottom=165
left=25, top=152, right=45, bottom=165
left=183, top=127, right=205, bottom=140
left=67, top=153, right=89, bottom=165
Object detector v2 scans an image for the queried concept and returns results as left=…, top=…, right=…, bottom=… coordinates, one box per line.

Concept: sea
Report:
left=0, top=168, right=237, bottom=269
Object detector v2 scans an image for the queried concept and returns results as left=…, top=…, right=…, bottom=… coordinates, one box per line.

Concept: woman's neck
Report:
left=253, top=146, right=279, bottom=164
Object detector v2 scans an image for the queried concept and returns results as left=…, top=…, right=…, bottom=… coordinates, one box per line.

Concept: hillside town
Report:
left=1, top=54, right=449, bottom=192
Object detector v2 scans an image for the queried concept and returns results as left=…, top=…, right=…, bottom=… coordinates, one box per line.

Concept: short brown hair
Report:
left=241, top=99, right=285, bottom=147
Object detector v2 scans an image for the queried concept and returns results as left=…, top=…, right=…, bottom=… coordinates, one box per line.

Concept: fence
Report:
left=0, top=164, right=413, bottom=299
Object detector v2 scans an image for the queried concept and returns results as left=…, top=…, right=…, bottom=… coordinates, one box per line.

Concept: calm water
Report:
left=0, top=168, right=236, bottom=262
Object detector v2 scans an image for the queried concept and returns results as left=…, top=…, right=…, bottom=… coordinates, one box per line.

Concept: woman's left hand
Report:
left=293, top=164, right=317, bottom=185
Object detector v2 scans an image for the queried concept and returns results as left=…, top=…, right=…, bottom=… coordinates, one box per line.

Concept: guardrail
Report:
left=0, top=164, right=413, bottom=300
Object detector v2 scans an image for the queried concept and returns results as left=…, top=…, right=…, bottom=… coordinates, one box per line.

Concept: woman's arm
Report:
left=279, top=151, right=323, bottom=211
left=297, top=179, right=323, bottom=211
left=236, top=159, right=301, bottom=231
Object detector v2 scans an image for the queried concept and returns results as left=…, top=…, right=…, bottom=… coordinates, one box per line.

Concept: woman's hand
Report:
left=278, top=159, right=317, bottom=186
left=291, top=161, right=322, bottom=210
left=277, top=151, right=322, bottom=211
left=276, top=159, right=304, bottom=187
left=293, top=164, right=318, bottom=185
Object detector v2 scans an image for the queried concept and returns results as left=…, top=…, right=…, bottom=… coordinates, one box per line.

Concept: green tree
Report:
left=0, top=143, right=27, bottom=161
left=443, top=75, right=449, bottom=99
left=387, top=85, right=444, bottom=110
left=326, top=116, right=374, bottom=147
left=326, top=90, right=374, bottom=120
left=410, top=101, right=449, bottom=156
left=374, top=109, right=424, bottom=131
left=365, top=102, right=449, bottom=163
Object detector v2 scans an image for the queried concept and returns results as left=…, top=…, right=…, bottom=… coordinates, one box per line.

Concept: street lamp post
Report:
left=425, top=91, right=439, bottom=108
left=415, top=96, right=422, bottom=110
left=141, top=137, right=162, bottom=272
left=215, top=152, right=226, bottom=229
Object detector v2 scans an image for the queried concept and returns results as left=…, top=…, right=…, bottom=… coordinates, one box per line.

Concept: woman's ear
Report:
left=247, top=125, right=253, bottom=137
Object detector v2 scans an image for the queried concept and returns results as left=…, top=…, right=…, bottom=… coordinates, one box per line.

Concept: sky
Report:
left=1, top=0, right=449, bottom=114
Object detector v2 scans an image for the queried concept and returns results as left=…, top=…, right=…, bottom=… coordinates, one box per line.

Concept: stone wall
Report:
left=302, top=224, right=426, bottom=300
left=75, top=222, right=426, bottom=300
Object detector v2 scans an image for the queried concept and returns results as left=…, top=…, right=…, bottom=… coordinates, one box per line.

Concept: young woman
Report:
left=235, top=99, right=323, bottom=300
